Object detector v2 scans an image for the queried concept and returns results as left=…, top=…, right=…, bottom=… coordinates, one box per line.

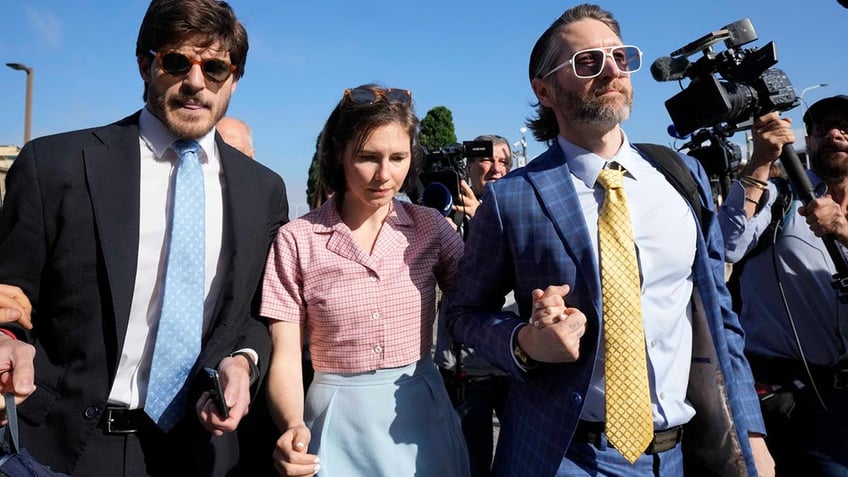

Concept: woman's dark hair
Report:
left=317, top=84, right=422, bottom=200
left=525, top=4, right=622, bottom=143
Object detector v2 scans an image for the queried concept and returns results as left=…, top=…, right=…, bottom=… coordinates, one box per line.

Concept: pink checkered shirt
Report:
left=260, top=197, right=464, bottom=373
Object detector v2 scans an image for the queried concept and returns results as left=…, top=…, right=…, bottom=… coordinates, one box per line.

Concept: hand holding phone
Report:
left=203, top=367, right=229, bottom=419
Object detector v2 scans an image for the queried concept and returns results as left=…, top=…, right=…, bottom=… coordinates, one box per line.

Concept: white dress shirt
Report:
left=107, top=107, right=227, bottom=408
left=558, top=133, right=698, bottom=429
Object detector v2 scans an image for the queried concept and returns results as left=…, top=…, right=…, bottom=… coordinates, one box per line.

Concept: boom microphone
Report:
left=651, top=56, right=691, bottom=82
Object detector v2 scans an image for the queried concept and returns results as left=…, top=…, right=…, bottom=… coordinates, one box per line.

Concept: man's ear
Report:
left=531, top=77, right=556, bottom=108
left=138, top=55, right=152, bottom=83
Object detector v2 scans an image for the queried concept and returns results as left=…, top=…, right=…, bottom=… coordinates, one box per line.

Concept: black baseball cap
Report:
left=803, top=95, right=848, bottom=129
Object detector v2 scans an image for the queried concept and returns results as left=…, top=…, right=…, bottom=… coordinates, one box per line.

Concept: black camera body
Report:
left=420, top=140, right=493, bottom=215
left=655, top=18, right=799, bottom=138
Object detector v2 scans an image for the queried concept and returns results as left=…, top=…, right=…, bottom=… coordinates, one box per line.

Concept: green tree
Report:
left=419, top=106, right=457, bottom=151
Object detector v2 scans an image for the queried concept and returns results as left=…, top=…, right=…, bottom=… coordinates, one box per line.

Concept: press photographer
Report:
left=420, top=139, right=494, bottom=230
left=653, top=16, right=848, bottom=476
left=454, top=135, right=512, bottom=218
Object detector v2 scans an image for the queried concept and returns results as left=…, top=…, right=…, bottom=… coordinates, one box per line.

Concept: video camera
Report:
left=651, top=17, right=799, bottom=138
left=419, top=140, right=493, bottom=216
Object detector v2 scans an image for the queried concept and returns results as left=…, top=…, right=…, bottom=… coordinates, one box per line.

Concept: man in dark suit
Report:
left=0, top=0, right=288, bottom=475
left=445, top=4, right=774, bottom=476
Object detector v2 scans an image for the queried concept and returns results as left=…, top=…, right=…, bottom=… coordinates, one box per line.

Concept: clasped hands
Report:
left=516, top=284, right=587, bottom=363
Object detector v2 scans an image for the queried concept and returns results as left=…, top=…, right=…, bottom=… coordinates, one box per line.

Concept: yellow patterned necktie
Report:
left=596, top=165, right=653, bottom=464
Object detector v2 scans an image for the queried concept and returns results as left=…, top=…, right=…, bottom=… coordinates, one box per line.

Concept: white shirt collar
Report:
left=556, top=131, right=642, bottom=187
left=138, top=107, right=218, bottom=162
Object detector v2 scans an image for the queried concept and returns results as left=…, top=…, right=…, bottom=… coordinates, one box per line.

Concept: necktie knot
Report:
left=172, top=139, right=200, bottom=160
left=597, top=165, right=624, bottom=190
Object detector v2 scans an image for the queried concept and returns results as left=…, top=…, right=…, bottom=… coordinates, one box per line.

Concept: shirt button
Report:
left=369, top=274, right=378, bottom=282
left=374, top=345, right=383, bottom=353
left=659, top=391, right=666, bottom=400
left=650, top=340, right=657, bottom=348
left=371, top=311, right=380, bottom=320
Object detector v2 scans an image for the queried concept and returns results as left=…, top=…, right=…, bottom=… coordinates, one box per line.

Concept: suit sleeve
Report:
left=0, top=143, right=45, bottom=341
left=444, top=185, right=527, bottom=379
left=239, top=173, right=289, bottom=389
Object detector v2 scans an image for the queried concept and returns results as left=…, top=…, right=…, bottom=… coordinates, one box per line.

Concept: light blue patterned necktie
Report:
left=145, top=139, right=205, bottom=431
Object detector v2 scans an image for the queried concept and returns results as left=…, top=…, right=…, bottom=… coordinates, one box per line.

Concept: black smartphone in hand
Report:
left=203, top=367, right=229, bottom=419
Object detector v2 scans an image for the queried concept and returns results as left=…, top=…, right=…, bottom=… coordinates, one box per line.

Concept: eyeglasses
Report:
left=809, top=119, right=848, bottom=138
left=343, top=88, right=412, bottom=106
left=542, top=45, right=642, bottom=79
left=149, top=50, right=236, bottom=83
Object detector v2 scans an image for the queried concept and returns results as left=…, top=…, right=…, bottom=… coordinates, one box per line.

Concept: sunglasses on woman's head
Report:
left=343, top=88, right=412, bottom=106
left=149, top=50, right=236, bottom=83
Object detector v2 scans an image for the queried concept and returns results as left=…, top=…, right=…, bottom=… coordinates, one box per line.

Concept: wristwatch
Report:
left=229, top=351, right=259, bottom=386
left=512, top=330, right=539, bottom=370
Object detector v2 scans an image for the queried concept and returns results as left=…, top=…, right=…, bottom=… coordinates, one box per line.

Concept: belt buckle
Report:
left=834, top=369, right=848, bottom=390
left=104, top=407, right=139, bottom=435
left=645, top=426, right=684, bottom=455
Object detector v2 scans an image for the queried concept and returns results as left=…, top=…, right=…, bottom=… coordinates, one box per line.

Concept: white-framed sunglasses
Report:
left=542, top=45, right=642, bottom=79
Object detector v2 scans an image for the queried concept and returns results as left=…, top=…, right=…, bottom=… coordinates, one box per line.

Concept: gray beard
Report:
left=555, top=85, right=632, bottom=126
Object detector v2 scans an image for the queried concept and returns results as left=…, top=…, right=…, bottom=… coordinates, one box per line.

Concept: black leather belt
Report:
left=98, top=407, right=153, bottom=435
left=574, top=420, right=684, bottom=455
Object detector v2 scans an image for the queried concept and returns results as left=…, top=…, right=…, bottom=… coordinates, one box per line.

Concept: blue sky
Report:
left=2, top=0, right=846, bottom=216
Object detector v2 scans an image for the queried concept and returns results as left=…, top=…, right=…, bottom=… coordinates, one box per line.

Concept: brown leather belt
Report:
left=574, top=420, right=684, bottom=455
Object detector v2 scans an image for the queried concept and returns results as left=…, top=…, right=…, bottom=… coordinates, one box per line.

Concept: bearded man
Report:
left=444, top=3, right=773, bottom=476
left=720, top=96, right=848, bottom=476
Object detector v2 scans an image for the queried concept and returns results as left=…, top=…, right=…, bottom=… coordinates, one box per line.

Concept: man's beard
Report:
left=811, top=149, right=848, bottom=182
left=554, top=81, right=633, bottom=127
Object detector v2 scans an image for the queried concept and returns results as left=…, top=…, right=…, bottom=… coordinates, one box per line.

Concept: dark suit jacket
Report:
left=445, top=142, right=765, bottom=476
left=0, top=111, right=288, bottom=475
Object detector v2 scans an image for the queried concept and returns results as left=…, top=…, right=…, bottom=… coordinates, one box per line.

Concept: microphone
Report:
left=667, top=124, right=689, bottom=140
left=650, top=56, right=691, bottom=82
left=421, top=182, right=454, bottom=217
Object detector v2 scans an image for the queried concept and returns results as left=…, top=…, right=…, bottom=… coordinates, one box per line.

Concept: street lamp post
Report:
left=6, top=62, right=34, bottom=144
left=799, top=83, right=828, bottom=114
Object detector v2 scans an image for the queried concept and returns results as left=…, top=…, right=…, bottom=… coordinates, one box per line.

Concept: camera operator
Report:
left=434, top=134, right=512, bottom=477
left=451, top=135, right=513, bottom=219
left=719, top=96, right=848, bottom=475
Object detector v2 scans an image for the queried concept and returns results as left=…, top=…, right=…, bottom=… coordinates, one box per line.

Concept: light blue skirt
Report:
left=305, top=357, right=470, bottom=477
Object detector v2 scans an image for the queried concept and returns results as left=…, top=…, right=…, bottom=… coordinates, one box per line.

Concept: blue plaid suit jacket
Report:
left=445, top=142, right=765, bottom=476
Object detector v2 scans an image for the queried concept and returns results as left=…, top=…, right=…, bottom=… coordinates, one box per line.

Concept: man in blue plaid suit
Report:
left=444, top=4, right=774, bottom=476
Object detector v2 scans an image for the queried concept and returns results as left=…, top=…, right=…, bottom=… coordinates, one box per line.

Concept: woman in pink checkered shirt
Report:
left=259, top=84, right=469, bottom=477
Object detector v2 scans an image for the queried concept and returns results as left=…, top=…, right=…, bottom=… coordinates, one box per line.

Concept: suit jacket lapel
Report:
left=526, top=145, right=602, bottom=316
left=84, top=112, right=142, bottom=345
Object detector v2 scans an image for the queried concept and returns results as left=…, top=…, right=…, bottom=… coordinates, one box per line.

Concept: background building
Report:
left=0, top=145, right=20, bottom=203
